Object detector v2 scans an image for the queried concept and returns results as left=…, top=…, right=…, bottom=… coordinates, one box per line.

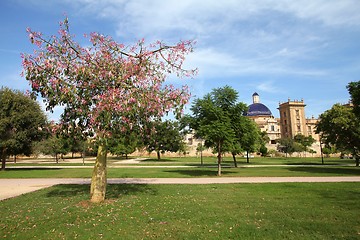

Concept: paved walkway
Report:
left=1, top=176, right=360, bottom=201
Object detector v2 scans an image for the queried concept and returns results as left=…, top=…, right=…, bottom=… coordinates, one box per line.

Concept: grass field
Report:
left=1, top=166, right=360, bottom=178
left=1, top=183, right=359, bottom=239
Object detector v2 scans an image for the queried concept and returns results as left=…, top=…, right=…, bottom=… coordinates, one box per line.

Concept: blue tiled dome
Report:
left=246, top=103, right=272, bottom=116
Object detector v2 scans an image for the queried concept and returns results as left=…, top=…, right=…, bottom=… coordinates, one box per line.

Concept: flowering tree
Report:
left=22, top=18, right=196, bottom=202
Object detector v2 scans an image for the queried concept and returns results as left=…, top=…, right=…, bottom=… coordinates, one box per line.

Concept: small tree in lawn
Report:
left=22, top=18, right=196, bottom=202
left=239, top=118, right=261, bottom=163
left=277, top=138, right=295, bottom=157
left=108, top=131, right=138, bottom=159
left=35, top=134, right=69, bottom=163
left=294, top=134, right=315, bottom=157
left=144, top=120, right=184, bottom=160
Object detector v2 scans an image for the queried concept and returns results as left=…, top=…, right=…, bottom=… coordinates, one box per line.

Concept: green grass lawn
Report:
left=1, top=165, right=360, bottom=178
left=108, top=156, right=356, bottom=166
left=1, top=183, right=359, bottom=239
left=7, top=156, right=356, bottom=166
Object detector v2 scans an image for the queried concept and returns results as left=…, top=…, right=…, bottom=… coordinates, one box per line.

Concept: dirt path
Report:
left=1, top=176, right=360, bottom=201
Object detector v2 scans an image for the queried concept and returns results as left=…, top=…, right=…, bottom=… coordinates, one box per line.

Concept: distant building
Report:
left=245, top=92, right=281, bottom=145
left=278, top=98, right=320, bottom=142
left=179, top=92, right=321, bottom=157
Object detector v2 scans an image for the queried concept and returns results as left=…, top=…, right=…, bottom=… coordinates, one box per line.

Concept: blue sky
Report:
left=1, top=0, right=359, bottom=121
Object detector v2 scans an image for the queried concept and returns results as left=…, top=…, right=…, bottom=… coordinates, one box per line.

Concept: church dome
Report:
left=246, top=103, right=272, bottom=116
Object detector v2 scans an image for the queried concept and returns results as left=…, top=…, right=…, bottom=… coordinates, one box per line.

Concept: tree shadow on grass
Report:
left=164, top=168, right=237, bottom=177
left=141, top=158, right=178, bottom=162
left=287, top=167, right=360, bottom=175
left=3, top=168, right=62, bottom=171
left=46, top=184, right=157, bottom=199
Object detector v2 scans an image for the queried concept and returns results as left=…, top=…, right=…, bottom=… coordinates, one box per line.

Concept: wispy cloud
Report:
left=9, top=0, right=360, bottom=119
left=256, top=81, right=282, bottom=94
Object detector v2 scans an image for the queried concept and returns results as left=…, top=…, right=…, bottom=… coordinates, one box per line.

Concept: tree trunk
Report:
left=356, top=156, right=359, bottom=167
left=217, top=152, right=222, bottom=176
left=55, top=153, right=58, bottom=164
left=1, top=148, right=6, bottom=171
left=217, top=142, right=222, bottom=176
left=157, top=150, right=161, bottom=160
left=90, top=140, right=107, bottom=203
left=246, top=151, right=249, bottom=163
left=232, top=153, right=238, bottom=168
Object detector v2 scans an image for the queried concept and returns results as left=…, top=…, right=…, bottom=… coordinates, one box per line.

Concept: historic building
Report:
left=181, top=92, right=320, bottom=157
left=245, top=92, right=281, bottom=145
left=245, top=93, right=320, bottom=147
left=278, top=98, right=320, bottom=142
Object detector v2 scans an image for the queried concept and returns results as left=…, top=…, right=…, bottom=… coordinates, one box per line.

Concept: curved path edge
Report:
left=1, top=176, right=360, bottom=201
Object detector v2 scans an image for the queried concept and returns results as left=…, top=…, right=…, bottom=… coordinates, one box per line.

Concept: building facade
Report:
left=278, top=98, right=320, bottom=142
left=245, top=93, right=281, bottom=145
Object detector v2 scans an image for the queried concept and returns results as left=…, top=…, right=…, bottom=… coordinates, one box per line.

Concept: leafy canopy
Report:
left=316, top=103, right=360, bottom=164
left=0, top=88, right=47, bottom=168
left=22, top=17, right=196, bottom=139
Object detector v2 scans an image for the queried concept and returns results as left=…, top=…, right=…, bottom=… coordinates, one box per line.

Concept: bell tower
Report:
left=252, top=92, right=260, bottom=103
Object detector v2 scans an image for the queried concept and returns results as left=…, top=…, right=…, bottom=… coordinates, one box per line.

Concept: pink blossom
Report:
left=21, top=17, right=196, bottom=138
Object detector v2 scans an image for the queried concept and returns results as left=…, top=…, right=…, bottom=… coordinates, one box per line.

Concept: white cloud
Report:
left=256, top=81, right=282, bottom=94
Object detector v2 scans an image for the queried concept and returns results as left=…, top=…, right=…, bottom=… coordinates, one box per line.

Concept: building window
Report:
left=295, top=109, right=300, bottom=116
left=297, top=125, right=301, bottom=132
left=284, top=112, right=286, bottom=117
left=271, top=125, right=275, bottom=131
left=308, top=126, right=311, bottom=133
left=284, top=120, right=287, bottom=125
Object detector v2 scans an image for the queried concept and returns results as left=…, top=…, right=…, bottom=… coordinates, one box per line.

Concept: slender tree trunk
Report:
left=157, top=150, right=161, bottom=160
left=55, top=153, right=58, bottom=164
left=90, top=140, right=107, bottom=203
left=1, top=148, right=6, bottom=171
left=356, top=156, right=359, bottom=167
left=246, top=151, right=249, bottom=163
left=217, top=142, right=222, bottom=176
left=232, top=153, right=238, bottom=168
left=217, top=152, right=222, bottom=176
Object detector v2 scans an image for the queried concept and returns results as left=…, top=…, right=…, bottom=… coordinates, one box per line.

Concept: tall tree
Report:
left=189, top=86, right=245, bottom=176
left=316, top=104, right=360, bottom=166
left=22, top=18, right=196, bottom=202
left=0, top=88, right=47, bottom=170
